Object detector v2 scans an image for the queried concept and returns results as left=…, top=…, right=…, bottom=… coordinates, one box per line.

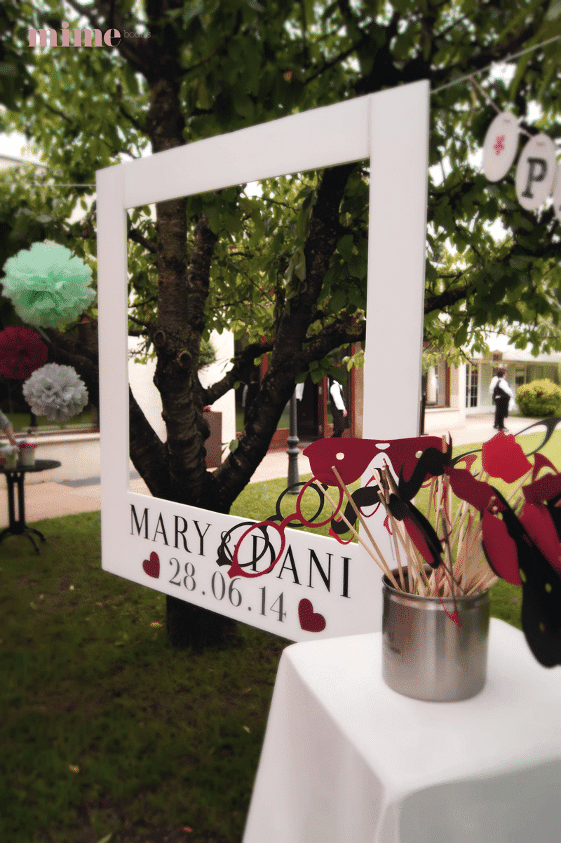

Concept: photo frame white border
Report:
left=96, top=80, right=430, bottom=639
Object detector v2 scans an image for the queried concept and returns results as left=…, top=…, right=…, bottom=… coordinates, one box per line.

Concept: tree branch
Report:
left=201, top=340, right=274, bottom=406
left=117, top=98, right=146, bottom=135
left=63, top=0, right=151, bottom=74
left=128, top=227, right=157, bottom=254
left=430, top=13, right=552, bottom=89
left=128, top=386, right=170, bottom=498
left=127, top=313, right=154, bottom=329
left=42, top=326, right=100, bottom=409
left=424, top=281, right=476, bottom=313
left=300, top=317, right=365, bottom=366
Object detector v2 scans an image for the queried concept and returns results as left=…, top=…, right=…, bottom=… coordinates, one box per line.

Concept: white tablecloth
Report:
left=244, top=619, right=561, bottom=843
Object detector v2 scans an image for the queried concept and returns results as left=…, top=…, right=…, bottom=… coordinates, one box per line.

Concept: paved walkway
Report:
left=2, top=413, right=549, bottom=524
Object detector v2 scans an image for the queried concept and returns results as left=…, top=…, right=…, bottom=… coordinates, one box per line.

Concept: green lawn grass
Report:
left=0, top=512, right=286, bottom=843
left=0, top=430, right=558, bottom=842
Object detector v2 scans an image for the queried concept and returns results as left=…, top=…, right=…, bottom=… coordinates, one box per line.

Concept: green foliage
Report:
left=1, top=0, right=559, bottom=364
left=516, top=378, right=561, bottom=416
left=0, top=164, right=98, bottom=328
left=198, top=336, right=217, bottom=369
left=0, top=4, right=37, bottom=108
left=0, top=0, right=560, bottom=507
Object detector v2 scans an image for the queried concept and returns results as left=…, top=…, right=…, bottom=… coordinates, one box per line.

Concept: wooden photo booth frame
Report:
left=96, top=80, right=430, bottom=641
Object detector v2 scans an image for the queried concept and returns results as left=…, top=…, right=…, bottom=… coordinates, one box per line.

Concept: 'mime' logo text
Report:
left=28, top=21, right=121, bottom=48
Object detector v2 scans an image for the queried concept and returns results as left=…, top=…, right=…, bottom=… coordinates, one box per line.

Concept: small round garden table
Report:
left=0, top=459, right=61, bottom=554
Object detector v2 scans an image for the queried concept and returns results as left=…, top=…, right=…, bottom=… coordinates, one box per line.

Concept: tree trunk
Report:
left=142, top=51, right=239, bottom=646
left=166, top=595, right=237, bottom=649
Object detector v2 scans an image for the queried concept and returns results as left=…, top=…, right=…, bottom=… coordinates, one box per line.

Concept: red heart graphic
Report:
left=142, top=551, right=160, bottom=579
left=298, top=599, right=326, bottom=633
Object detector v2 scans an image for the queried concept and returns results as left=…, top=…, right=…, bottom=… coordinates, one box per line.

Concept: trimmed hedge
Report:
left=516, top=378, right=561, bottom=417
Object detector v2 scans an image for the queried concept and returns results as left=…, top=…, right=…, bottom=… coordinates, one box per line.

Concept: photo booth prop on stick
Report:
left=97, top=81, right=430, bottom=642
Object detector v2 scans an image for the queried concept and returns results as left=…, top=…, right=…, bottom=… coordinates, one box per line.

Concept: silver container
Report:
left=18, top=445, right=36, bottom=467
left=382, top=569, right=490, bottom=702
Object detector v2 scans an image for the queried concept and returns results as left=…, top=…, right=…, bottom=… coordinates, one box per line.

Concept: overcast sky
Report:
left=0, top=130, right=43, bottom=163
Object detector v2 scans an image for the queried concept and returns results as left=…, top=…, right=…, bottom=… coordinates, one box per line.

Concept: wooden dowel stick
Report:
left=467, top=569, right=497, bottom=594
left=450, top=499, right=470, bottom=552
left=378, top=466, right=405, bottom=590
left=376, top=493, right=429, bottom=596
left=330, top=465, right=401, bottom=590
left=507, top=467, right=534, bottom=506
left=450, top=496, right=468, bottom=537
left=405, top=535, right=431, bottom=596
left=388, top=510, right=406, bottom=590
left=426, top=476, right=437, bottom=521
left=313, top=479, right=401, bottom=591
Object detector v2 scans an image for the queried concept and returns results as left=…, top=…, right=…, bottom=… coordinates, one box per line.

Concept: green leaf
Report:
left=455, top=324, right=468, bottom=347
left=183, top=0, right=206, bottom=23
left=232, top=89, right=254, bottom=118
left=337, top=234, right=354, bottom=262
left=206, top=205, right=221, bottom=235
left=122, top=64, right=139, bottom=97
left=329, top=288, right=347, bottom=314
left=294, top=250, right=306, bottom=282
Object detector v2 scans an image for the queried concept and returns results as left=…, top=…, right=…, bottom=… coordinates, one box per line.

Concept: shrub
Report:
left=516, top=379, right=561, bottom=417
left=198, top=337, right=217, bottom=369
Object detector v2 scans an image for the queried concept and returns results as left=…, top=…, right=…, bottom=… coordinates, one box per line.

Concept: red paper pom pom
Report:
left=0, top=326, right=49, bottom=380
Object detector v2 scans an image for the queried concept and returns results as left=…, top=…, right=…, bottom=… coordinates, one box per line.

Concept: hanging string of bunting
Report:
left=4, top=34, right=560, bottom=197
left=471, top=68, right=561, bottom=221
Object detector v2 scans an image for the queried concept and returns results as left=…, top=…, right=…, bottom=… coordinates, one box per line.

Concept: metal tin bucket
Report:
left=18, top=443, right=36, bottom=467
left=382, top=569, right=490, bottom=702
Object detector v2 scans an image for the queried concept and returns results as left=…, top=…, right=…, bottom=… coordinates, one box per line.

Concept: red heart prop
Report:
left=298, top=599, right=326, bottom=633
left=143, top=551, right=160, bottom=579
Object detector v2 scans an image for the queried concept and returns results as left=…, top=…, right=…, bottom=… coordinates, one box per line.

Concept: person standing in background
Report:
left=0, top=408, right=17, bottom=445
left=329, top=377, right=349, bottom=437
left=242, top=372, right=260, bottom=425
left=489, top=367, right=513, bottom=432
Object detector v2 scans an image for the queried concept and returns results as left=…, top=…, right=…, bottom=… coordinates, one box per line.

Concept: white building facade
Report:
left=424, top=332, right=560, bottom=432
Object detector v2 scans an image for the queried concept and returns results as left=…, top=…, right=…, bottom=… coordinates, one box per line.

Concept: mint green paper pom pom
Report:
left=1, top=242, right=95, bottom=327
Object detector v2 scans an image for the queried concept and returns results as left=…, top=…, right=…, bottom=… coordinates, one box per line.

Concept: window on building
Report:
left=515, top=367, right=527, bottom=389
left=466, top=363, right=478, bottom=408
left=531, top=365, right=545, bottom=381
left=426, top=359, right=449, bottom=407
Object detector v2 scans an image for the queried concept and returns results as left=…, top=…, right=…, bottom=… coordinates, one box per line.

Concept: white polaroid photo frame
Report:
left=96, top=80, right=430, bottom=641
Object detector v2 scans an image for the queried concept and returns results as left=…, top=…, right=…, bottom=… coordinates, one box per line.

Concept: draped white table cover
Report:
left=244, top=619, right=561, bottom=843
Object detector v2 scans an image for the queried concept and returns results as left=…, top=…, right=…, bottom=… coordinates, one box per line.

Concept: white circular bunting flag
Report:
left=515, top=134, right=557, bottom=211
left=482, top=112, right=519, bottom=182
